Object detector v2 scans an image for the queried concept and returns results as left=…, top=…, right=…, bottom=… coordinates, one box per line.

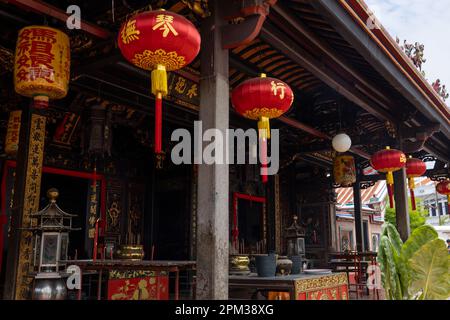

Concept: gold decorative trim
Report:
left=243, top=107, right=284, bottom=120
left=109, top=270, right=167, bottom=280
left=132, top=49, right=186, bottom=71
left=295, top=273, right=348, bottom=293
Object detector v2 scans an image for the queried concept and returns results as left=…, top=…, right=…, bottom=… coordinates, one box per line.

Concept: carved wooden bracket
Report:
left=222, top=0, right=277, bottom=49
left=400, top=124, right=440, bottom=153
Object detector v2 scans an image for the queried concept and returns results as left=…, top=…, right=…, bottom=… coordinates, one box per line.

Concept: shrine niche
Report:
left=127, top=183, right=145, bottom=245
left=106, top=179, right=123, bottom=237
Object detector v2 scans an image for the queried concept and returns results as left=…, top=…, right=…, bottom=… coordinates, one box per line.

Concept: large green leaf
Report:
left=398, top=225, right=438, bottom=298
left=383, top=223, right=403, bottom=255
left=380, top=235, right=403, bottom=299
left=409, top=239, right=450, bottom=300
left=401, top=225, right=438, bottom=262
left=377, top=236, right=388, bottom=291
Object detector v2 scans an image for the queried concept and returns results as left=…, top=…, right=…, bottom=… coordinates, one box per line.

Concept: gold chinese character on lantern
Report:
left=187, top=84, right=198, bottom=98
left=121, top=19, right=140, bottom=44
left=152, top=14, right=178, bottom=38
left=271, top=81, right=286, bottom=99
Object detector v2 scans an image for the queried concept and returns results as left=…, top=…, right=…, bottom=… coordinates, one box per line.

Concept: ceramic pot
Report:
left=229, top=255, right=250, bottom=275
left=276, top=256, right=293, bottom=276
left=255, top=254, right=276, bottom=277
left=289, top=255, right=303, bottom=274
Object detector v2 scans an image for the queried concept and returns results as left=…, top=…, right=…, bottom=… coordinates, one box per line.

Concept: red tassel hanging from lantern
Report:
left=436, top=180, right=450, bottom=215
left=118, top=10, right=201, bottom=157
left=405, top=157, right=426, bottom=210
left=370, top=146, right=407, bottom=208
left=231, top=74, right=294, bottom=183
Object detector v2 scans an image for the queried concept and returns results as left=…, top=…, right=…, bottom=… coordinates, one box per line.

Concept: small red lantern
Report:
left=118, top=10, right=201, bottom=155
left=370, top=146, right=407, bottom=208
left=436, top=180, right=450, bottom=214
left=406, top=157, right=427, bottom=210
left=231, top=74, right=294, bottom=183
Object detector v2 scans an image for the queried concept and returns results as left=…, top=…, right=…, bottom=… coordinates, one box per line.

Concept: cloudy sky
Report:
left=365, top=0, right=450, bottom=105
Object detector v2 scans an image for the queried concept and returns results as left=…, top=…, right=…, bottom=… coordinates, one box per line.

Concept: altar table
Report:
left=229, top=272, right=348, bottom=300
left=63, top=260, right=195, bottom=300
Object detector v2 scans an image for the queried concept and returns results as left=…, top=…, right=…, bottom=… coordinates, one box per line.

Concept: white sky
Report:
left=365, top=0, right=450, bottom=106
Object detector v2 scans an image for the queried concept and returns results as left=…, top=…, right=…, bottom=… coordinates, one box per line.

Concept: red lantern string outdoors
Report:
left=370, top=146, right=407, bottom=208
left=436, top=179, right=450, bottom=214
left=118, top=10, right=201, bottom=156
left=405, top=157, right=427, bottom=210
left=231, top=74, right=294, bottom=183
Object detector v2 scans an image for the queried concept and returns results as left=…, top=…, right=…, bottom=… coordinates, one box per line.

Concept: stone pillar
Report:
left=394, top=167, right=410, bottom=241
left=3, top=106, right=46, bottom=299
left=196, top=0, right=229, bottom=300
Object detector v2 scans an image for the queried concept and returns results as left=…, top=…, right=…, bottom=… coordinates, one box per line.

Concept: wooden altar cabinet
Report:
left=64, top=260, right=195, bottom=300
left=229, top=273, right=348, bottom=300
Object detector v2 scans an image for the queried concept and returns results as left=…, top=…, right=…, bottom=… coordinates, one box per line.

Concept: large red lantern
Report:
left=370, top=146, right=406, bottom=208
left=231, top=74, right=294, bottom=183
left=118, top=10, right=201, bottom=155
left=436, top=180, right=450, bottom=214
left=406, top=157, right=427, bottom=210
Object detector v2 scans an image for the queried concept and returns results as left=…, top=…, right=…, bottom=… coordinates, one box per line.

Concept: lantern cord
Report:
left=408, top=177, right=416, bottom=211
left=448, top=195, right=450, bottom=215
left=260, top=136, right=268, bottom=184
left=387, top=184, right=394, bottom=208
left=386, top=171, right=394, bottom=208
left=151, top=64, right=168, bottom=154
left=154, top=94, right=163, bottom=154
left=410, top=188, right=416, bottom=211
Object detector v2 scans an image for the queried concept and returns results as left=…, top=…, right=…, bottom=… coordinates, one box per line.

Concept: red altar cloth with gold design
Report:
left=107, top=270, right=169, bottom=300
left=295, top=273, right=348, bottom=300
left=229, top=272, right=348, bottom=300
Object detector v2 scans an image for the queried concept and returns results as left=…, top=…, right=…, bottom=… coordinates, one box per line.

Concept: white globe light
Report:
left=332, top=133, right=352, bottom=153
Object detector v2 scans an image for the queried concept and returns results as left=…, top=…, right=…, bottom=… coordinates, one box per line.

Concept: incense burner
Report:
left=229, top=255, right=250, bottom=275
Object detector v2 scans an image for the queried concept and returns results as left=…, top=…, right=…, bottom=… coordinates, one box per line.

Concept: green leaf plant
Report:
left=377, top=223, right=450, bottom=300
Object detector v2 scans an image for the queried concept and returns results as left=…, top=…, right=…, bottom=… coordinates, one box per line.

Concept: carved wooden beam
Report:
left=222, top=0, right=277, bottom=49
left=399, top=124, right=440, bottom=140
left=399, top=124, right=440, bottom=153
left=3, top=0, right=112, bottom=39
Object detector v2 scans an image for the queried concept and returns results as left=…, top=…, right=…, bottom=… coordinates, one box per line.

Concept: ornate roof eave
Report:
left=30, top=203, right=77, bottom=218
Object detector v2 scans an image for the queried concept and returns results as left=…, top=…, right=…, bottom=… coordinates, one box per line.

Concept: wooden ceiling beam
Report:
left=3, top=0, right=112, bottom=39
left=269, top=4, right=396, bottom=114
left=260, top=23, right=394, bottom=124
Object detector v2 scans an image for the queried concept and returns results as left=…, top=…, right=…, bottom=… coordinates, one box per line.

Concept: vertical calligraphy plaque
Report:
left=15, top=113, right=46, bottom=299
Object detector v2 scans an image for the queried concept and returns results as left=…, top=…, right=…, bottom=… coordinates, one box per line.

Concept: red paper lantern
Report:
left=406, top=157, right=427, bottom=210
left=118, top=10, right=201, bottom=155
left=436, top=180, right=450, bottom=214
left=231, top=74, right=294, bottom=183
left=370, top=146, right=407, bottom=208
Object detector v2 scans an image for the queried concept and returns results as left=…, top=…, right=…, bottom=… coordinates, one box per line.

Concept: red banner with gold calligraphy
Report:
left=107, top=270, right=169, bottom=300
